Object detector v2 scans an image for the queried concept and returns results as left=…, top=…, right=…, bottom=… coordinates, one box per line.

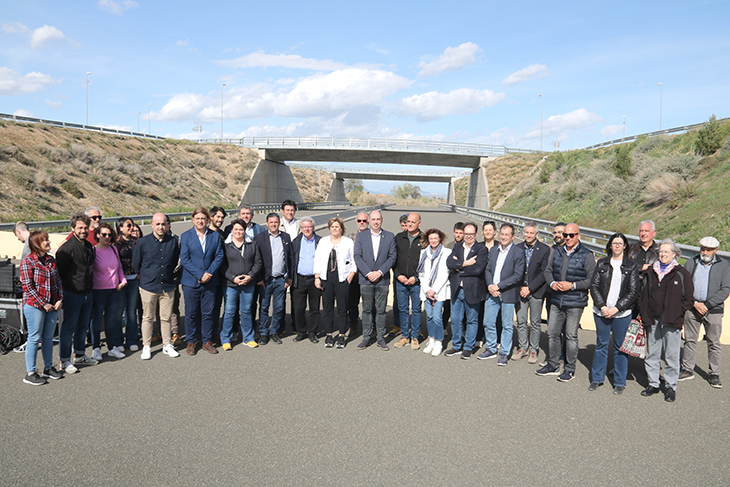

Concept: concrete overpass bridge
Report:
left=199, top=136, right=537, bottom=208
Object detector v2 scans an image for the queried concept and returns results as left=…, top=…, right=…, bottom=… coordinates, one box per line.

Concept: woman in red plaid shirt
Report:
left=20, top=230, right=64, bottom=386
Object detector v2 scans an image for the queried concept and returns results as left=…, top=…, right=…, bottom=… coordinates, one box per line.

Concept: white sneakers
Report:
left=423, top=338, right=435, bottom=354
left=431, top=341, right=443, bottom=357
left=107, top=346, right=125, bottom=359
left=92, top=348, right=103, bottom=362
left=162, top=344, right=179, bottom=358
left=140, top=346, right=152, bottom=360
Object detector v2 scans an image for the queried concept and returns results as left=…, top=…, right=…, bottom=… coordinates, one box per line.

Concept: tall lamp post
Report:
left=221, top=83, right=226, bottom=141
left=539, top=94, right=543, bottom=152
left=85, top=72, right=91, bottom=125
left=622, top=115, right=626, bottom=138
left=148, top=103, right=152, bottom=135
left=657, top=82, right=663, bottom=130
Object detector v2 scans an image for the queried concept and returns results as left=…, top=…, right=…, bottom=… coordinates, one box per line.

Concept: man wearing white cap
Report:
left=680, top=237, right=730, bottom=388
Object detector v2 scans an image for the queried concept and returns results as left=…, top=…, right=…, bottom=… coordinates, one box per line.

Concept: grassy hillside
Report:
left=0, top=121, right=332, bottom=222
left=499, top=118, right=730, bottom=250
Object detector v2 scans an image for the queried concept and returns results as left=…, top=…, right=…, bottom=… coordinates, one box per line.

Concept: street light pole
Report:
left=221, top=83, right=226, bottom=141
left=85, top=72, right=91, bottom=125
left=657, top=82, right=663, bottom=130
left=539, top=94, right=543, bottom=152
left=148, top=103, right=152, bottom=135
left=622, top=115, right=626, bottom=138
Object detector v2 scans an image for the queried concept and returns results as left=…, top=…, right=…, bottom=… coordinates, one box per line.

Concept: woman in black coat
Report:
left=588, top=233, right=639, bottom=395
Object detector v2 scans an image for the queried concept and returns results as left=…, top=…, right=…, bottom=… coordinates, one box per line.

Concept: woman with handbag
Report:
left=417, top=228, right=451, bottom=357
left=638, top=239, right=694, bottom=402
left=588, top=233, right=639, bottom=395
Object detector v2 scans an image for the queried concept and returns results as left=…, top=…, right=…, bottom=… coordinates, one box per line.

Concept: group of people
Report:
left=16, top=204, right=729, bottom=402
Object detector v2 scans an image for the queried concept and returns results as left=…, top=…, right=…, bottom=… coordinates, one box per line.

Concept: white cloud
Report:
left=600, top=124, right=624, bottom=137
left=1, top=22, right=29, bottom=35
left=30, top=25, right=70, bottom=49
left=541, top=108, right=602, bottom=136
left=45, top=99, right=62, bottom=108
left=502, top=64, right=549, bottom=87
left=217, top=51, right=349, bottom=71
left=0, top=67, right=58, bottom=95
left=396, top=88, right=505, bottom=121
left=417, top=42, right=482, bottom=77
left=151, top=93, right=206, bottom=122
left=97, top=123, right=133, bottom=131
left=176, top=39, right=189, bottom=46
left=13, top=109, right=34, bottom=117
left=98, top=0, right=139, bottom=15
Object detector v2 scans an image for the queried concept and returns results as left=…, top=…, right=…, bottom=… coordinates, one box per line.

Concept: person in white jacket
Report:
left=417, top=228, right=451, bottom=356
left=314, top=218, right=357, bottom=349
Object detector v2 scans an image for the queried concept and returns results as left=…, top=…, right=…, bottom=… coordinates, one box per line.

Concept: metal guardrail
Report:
left=198, top=136, right=540, bottom=156
left=0, top=112, right=166, bottom=140
left=440, top=203, right=730, bottom=261
left=287, top=163, right=471, bottom=178
left=0, top=202, right=353, bottom=232
left=581, top=117, right=730, bottom=150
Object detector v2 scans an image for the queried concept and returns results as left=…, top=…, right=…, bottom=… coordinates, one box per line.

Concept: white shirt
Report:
left=370, top=229, right=382, bottom=259
left=493, top=243, right=513, bottom=287
left=281, top=218, right=299, bottom=239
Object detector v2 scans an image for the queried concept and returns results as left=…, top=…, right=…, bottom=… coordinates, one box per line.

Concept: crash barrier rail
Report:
left=440, top=203, right=730, bottom=260
left=0, top=202, right=353, bottom=232
left=0, top=112, right=166, bottom=140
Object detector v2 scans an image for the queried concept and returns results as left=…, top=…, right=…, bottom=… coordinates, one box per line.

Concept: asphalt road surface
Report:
left=1, top=206, right=728, bottom=486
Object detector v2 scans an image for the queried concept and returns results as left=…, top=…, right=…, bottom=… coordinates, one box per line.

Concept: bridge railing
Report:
left=440, top=203, right=730, bottom=260
left=198, top=136, right=540, bottom=156
left=0, top=112, right=165, bottom=140
left=0, top=201, right=353, bottom=232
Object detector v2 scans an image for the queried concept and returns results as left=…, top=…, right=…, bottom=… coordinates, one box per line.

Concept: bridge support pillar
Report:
left=465, top=158, right=490, bottom=209
left=327, top=178, right=349, bottom=202
left=447, top=179, right=456, bottom=205
left=240, top=157, right=303, bottom=205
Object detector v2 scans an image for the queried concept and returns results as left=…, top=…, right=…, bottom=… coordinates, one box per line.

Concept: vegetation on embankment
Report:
left=0, top=121, right=331, bottom=222
left=499, top=116, right=730, bottom=250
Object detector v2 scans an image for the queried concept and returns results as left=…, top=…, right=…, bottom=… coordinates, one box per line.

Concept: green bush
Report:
left=61, top=181, right=84, bottom=198
left=696, top=114, right=724, bottom=156
left=614, top=145, right=632, bottom=179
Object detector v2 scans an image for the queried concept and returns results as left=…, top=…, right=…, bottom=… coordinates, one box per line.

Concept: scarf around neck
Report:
left=417, top=244, right=443, bottom=287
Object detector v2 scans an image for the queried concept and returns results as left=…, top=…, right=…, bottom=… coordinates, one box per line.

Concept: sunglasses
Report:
left=564, top=233, right=579, bottom=238
left=357, top=219, right=368, bottom=223
left=90, top=215, right=102, bottom=221
left=100, top=233, right=112, bottom=238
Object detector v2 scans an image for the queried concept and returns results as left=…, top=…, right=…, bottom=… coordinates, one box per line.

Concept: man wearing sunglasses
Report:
left=537, top=223, right=595, bottom=382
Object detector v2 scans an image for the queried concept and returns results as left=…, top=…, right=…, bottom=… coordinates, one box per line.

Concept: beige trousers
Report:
left=139, top=287, right=174, bottom=347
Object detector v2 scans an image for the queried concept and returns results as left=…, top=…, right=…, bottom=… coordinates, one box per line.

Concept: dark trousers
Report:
left=348, top=279, right=360, bottom=326
left=292, top=275, right=321, bottom=334
left=183, top=283, right=216, bottom=344
left=322, top=274, right=349, bottom=335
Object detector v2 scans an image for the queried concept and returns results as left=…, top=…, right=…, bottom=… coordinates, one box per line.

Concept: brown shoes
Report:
left=528, top=351, right=538, bottom=364
left=202, top=342, right=218, bottom=354
left=394, top=337, right=409, bottom=348
left=172, top=334, right=184, bottom=347
left=512, top=349, right=527, bottom=361
left=410, top=338, right=420, bottom=350
left=186, top=342, right=196, bottom=355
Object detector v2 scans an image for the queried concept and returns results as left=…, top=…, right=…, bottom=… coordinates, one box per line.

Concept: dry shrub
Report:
left=34, top=170, right=54, bottom=191
left=71, top=158, right=90, bottom=173
left=642, top=174, right=696, bottom=207
left=100, top=154, right=124, bottom=171
left=139, top=152, right=157, bottom=165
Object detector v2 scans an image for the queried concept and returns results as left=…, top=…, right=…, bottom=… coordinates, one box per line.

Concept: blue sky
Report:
left=2, top=1, right=729, bottom=196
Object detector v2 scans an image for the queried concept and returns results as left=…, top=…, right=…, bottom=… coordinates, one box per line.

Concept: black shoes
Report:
left=308, top=332, right=319, bottom=344
left=588, top=382, right=602, bottom=392
left=641, top=386, right=661, bottom=397
left=461, top=350, right=472, bottom=360
left=664, top=388, right=676, bottom=402
left=259, top=335, right=270, bottom=346
left=336, top=335, right=346, bottom=349
left=271, top=334, right=282, bottom=345
left=293, top=333, right=307, bottom=342
left=325, top=335, right=335, bottom=348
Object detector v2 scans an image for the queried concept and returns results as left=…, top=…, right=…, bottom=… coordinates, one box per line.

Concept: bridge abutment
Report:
left=447, top=179, right=456, bottom=205
left=327, top=178, right=348, bottom=202
left=240, top=155, right=302, bottom=204
left=465, top=157, right=490, bottom=209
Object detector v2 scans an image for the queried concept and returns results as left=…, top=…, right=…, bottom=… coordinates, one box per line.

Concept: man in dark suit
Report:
left=290, top=217, right=321, bottom=344
left=180, top=207, right=225, bottom=355
left=353, top=210, right=397, bottom=351
left=254, top=213, right=293, bottom=345
left=477, top=223, right=526, bottom=365
left=445, top=222, right=488, bottom=359
left=514, top=222, right=550, bottom=363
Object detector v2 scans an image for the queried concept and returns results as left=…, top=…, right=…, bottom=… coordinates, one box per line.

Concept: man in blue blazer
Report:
left=353, top=210, right=397, bottom=351
left=253, top=213, right=293, bottom=345
left=478, top=223, right=526, bottom=365
left=445, top=222, right=488, bottom=359
left=180, top=207, right=225, bottom=355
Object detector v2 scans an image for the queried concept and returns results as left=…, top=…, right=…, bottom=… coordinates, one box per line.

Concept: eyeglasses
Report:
left=90, top=215, right=101, bottom=221
left=100, top=233, right=112, bottom=238
left=463, top=232, right=476, bottom=236
left=357, top=219, right=368, bottom=223
left=564, top=233, right=579, bottom=238
left=611, top=242, right=625, bottom=247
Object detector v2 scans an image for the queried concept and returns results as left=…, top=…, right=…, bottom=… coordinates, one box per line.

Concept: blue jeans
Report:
left=424, top=299, right=444, bottom=341
left=396, top=281, right=422, bottom=339
left=591, top=313, right=632, bottom=386
left=92, top=288, right=121, bottom=349
left=221, top=285, right=255, bottom=344
left=116, top=278, right=140, bottom=348
left=483, top=295, right=515, bottom=355
left=260, top=277, right=286, bottom=336
left=24, top=304, right=58, bottom=373
left=183, top=283, right=217, bottom=343
left=450, top=288, right=479, bottom=350
left=59, top=290, right=93, bottom=360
